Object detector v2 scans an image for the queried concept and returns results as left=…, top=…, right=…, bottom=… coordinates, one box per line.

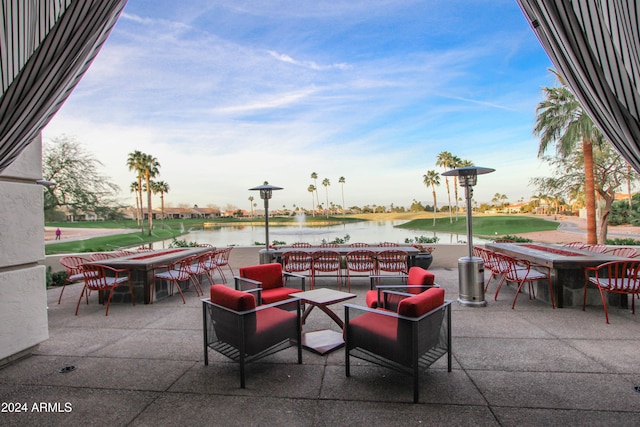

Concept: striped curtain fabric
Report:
left=517, top=0, right=640, bottom=173
left=0, top=0, right=127, bottom=174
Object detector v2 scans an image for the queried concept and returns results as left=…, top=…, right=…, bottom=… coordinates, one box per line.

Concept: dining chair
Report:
left=583, top=244, right=608, bottom=253
left=89, top=252, right=116, bottom=261
left=583, top=260, right=640, bottom=323
left=378, top=242, right=400, bottom=247
left=494, top=253, right=555, bottom=309
left=58, top=255, right=91, bottom=304
left=282, top=250, right=313, bottom=283
left=348, top=242, right=370, bottom=248
left=76, top=264, right=135, bottom=316
left=291, top=242, right=313, bottom=248
left=604, top=247, right=638, bottom=258
left=376, top=249, right=409, bottom=276
left=153, top=256, right=199, bottom=304
left=311, top=250, right=343, bottom=290
left=210, top=247, right=234, bottom=282
left=344, top=250, right=377, bottom=291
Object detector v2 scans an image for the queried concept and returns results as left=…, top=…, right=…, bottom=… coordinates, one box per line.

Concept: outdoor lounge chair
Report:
left=203, top=284, right=302, bottom=388
left=235, top=263, right=305, bottom=305
left=366, top=266, right=435, bottom=308
left=345, top=287, right=452, bottom=403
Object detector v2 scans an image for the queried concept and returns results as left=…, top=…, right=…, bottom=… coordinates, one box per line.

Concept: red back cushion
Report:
left=239, top=263, right=284, bottom=290
left=397, top=287, right=444, bottom=317
left=210, top=284, right=256, bottom=311
left=407, top=267, right=435, bottom=286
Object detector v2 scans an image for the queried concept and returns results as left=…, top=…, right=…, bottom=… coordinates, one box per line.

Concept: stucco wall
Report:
left=0, top=135, right=48, bottom=364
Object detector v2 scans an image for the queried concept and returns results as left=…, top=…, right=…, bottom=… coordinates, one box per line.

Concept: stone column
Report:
left=0, top=134, right=49, bottom=365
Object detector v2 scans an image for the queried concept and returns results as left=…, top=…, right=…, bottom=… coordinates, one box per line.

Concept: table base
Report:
left=301, top=330, right=345, bottom=355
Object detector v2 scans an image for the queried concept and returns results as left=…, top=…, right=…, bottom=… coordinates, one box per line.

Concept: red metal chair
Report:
left=58, top=255, right=90, bottom=304
left=235, top=263, right=305, bottom=305
left=311, top=250, right=343, bottom=290
left=319, top=242, right=340, bottom=248
left=291, top=242, right=312, bottom=248
left=76, top=264, right=135, bottom=316
left=348, top=242, right=370, bottom=248
left=345, top=287, right=451, bottom=403
left=203, top=285, right=302, bottom=388
left=494, top=253, right=555, bottom=309
left=89, top=252, right=116, bottom=261
left=113, top=250, right=134, bottom=257
left=604, top=247, right=638, bottom=258
left=153, top=256, right=200, bottom=304
left=583, top=244, right=608, bottom=253
left=376, top=249, right=409, bottom=275
left=563, top=242, right=587, bottom=249
left=344, top=250, right=377, bottom=291
left=210, top=247, right=234, bottom=282
left=583, top=260, right=640, bottom=323
left=378, top=242, right=400, bottom=247
left=282, top=250, right=313, bottom=283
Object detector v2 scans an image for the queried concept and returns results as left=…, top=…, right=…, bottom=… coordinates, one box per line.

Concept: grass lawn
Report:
left=397, top=215, right=559, bottom=237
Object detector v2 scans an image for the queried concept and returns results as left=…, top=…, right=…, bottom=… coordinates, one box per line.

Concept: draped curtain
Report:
left=0, top=0, right=127, bottom=174
left=516, top=0, right=640, bottom=173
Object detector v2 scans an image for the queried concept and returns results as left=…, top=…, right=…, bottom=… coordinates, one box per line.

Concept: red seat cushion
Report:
left=210, top=284, right=256, bottom=311
left=261, top=287, right=302, bottom=304
left=239, top=263, right=284, bottom=290
left=397, top=287, right=445, bottom=317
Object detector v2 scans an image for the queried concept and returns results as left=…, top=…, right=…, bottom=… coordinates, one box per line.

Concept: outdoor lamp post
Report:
left=442, top=166, right=495, bottom=307
left=249, top=184, right=283, bottom=257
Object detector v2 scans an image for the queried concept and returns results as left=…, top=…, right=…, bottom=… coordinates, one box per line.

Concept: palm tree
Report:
left=436, top=151, right=454, bottom=223
left=140, top=153, right=160, bottom=236
left=153, top=180, right=169, bottom=226
left=534, top=74, right=602, bottom=244
left=423, top=170, right=440, bottom=226
left=129, top=181, right=140, bottom=225
left=339, top=176, right=346, bottom=215
left=127, top=151, right=145, bottom=233
left=307, top=184, right=316, bottom=216
left=248, top=196, right=254, bottom=217
left=322, top=178, right=330, bottom=217
left=311, top=172, right=319, bottom=213
left=451, top=155, right=462, bottom=220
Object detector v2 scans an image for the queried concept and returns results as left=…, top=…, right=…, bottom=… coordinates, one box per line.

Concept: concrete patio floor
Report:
left=2, top=252, right=640, bottom=426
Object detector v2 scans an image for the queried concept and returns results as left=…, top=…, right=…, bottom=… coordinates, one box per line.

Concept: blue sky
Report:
left=43, top=0, right=555, bottom=212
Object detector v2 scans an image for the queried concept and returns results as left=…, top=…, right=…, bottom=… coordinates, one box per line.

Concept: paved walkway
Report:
left=2, top=262, right=640, bottom=426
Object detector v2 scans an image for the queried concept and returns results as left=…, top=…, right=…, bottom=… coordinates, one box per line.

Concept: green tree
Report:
left=436, top=151, right=454, bottom=223
left=248, top=196, right=254, bottom=217
left=339, top=176, right=346, bottom=215
left=322, top=178, right=330, bottom=217
left=423, top=170, right=440, bottom=226
left=127, top=150, right=146, bottom=233
left=307, top=184, right=316, bottom=216
left=130, top=181, right=141, bottom=225
left=311, top=172, right=318, bottom=213
left=153, top=180, right=169, bottom=226
left=42, top=135, right=120, bottom=221
left=534, top=72, right=601, bottom=244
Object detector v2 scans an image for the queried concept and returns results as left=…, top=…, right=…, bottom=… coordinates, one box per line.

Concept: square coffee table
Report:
left=289, top=288, right=356, bottom=355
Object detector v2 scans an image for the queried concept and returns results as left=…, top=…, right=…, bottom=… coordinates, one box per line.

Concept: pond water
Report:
left=159, top=219, right=491, bottom=247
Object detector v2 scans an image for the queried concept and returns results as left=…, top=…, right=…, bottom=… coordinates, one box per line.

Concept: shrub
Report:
left=605, top=237, right=640, bottom=246
left=46, top=267, right=67, bottom=288
left=494, top=235, right=533, bottom=243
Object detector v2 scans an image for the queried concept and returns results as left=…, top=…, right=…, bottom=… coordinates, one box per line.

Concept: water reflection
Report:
left=160, top=220, right=491, bottom=247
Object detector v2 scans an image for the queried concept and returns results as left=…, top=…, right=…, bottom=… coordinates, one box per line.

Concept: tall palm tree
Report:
left=423, top=170, right=440, bottom=226
left=127, top=150, right=145, bottom=233
left=134, top=153, right=160, bottom=236
left=436, top=151, right=454, bottom=223
left=153, top=180, right=169, bottom=226
left=307, top=184, right=316, bottom=216
left=322, top=178, right=330, bottom=217
left=129, top=181, right=140, bottom=225
left=311, top=172, right=318, bottom=213
left=534, top=75, right=601, bottom=244
left=451, top=155, right=462, bottom=220
left=339, top=176, right=346, bottom=215
left=248, top=196, right=254, bottom=217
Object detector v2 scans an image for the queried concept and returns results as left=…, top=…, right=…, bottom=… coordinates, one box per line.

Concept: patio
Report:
left=2, top=252, right=640, bottom=426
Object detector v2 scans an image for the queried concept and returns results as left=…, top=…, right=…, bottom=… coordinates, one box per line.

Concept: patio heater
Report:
left=249, top=183, right=283, bottom=264
left=442, top=166, right=495, bottom=307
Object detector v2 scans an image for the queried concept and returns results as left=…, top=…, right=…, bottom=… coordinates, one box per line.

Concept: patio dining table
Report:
left=485, top=242, right=627, bottom=308
left=88, top=247, right=212, bottom=304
